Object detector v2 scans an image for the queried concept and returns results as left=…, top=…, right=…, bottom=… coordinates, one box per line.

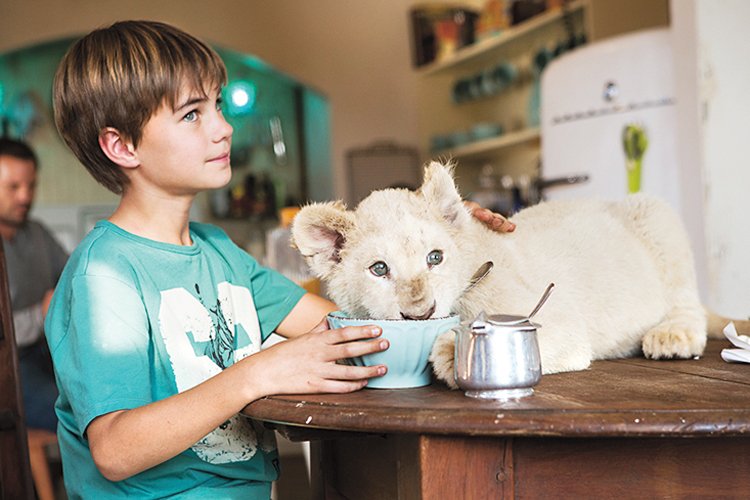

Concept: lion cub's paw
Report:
left=642, top=322, right=706, bottom=359
left=429, top=330, right=458, bottom=389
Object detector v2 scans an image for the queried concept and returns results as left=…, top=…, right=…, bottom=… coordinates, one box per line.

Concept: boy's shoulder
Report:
left=65, top=221, right=250, bottom=278
left=188, top=220, right=230, bottom=241
left=65, top=220, right=139, bottom=279
left=189, top=221, right=242, bottom=255
left=77, top=220, right=230, bottom=251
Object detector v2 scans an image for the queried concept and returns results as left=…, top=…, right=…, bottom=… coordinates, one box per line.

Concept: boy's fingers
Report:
left=326, top=363, right=387, bottom=382
left=470, top=206, right=516, bottom=233
left=480, top=210, right=514, bottom=232
left=309, top=317, right=330, bottom=334
left=492, top=216, right=516, bottom=232
left=470, top=206, right=490, bottom=221
left=334, top=338, right=389, bottom=359
left=328, top=325, right=382, bottom=344
left=316, top=379, right=370, bottom=394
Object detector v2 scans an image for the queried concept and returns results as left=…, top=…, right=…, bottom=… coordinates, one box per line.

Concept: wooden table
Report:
left=243, top=340, right=750, bottom=499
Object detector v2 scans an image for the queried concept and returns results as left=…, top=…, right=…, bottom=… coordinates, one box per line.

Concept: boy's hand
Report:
left=246, top=319, right=388, bottom=398
left=465, top=200, right=516, bottom=232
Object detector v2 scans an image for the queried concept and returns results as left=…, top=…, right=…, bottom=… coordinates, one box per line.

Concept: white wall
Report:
left=672, top=0, right=750, bottom=317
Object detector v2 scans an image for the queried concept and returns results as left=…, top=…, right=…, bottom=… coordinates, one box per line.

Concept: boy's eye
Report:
left=369, top=261, right=389, bottom=277
left=427, top=250, right=443, bottom=267
left=183, top=110, right=198, bottom=122
left=216, top=97, right=224, bottom=112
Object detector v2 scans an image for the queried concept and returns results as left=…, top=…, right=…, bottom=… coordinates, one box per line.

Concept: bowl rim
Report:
left=327, top=310, right=460, bottom=323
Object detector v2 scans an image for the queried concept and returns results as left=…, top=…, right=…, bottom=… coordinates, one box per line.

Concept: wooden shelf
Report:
left=418, top=1, right=587, bottom=76
left=434, top=127, right=540, bottom=159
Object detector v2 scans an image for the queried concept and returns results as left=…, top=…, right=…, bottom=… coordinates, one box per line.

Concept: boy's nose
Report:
left=214, top=114, right=233, bottom=142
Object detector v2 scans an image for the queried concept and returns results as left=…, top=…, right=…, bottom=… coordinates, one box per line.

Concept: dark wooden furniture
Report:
left=244, top=339, right=750, bottom=499
left=0, top=239, right=34, bottom=499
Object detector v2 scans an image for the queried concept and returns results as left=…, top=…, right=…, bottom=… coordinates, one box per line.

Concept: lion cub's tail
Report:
left=706, top=309, right=750, bottom=339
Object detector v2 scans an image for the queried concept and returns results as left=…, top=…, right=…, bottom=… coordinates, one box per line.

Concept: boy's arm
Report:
left=86, top=360, right=267, bottom=482
left=274, top=293, right=338, bottom=338
left=86, top=313, right=387, bottom=482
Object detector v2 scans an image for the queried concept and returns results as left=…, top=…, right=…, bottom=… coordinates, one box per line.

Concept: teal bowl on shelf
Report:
left=327, top=311, right=460, bottom=389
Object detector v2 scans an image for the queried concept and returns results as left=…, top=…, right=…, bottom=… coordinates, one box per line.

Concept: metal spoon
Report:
left=527, top=282, right=555, bottom=320
left=464, top=261, right=494, bottom=294
left=502, top=282, right=555, bottom=325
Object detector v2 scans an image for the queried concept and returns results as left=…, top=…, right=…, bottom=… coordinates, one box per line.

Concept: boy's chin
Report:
left=212, top=168, right=233, bottom=188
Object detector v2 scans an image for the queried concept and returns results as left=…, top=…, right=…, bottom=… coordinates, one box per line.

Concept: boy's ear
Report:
left=290, top=201, right=355, bottom=279
left=419, top=161, right=472, bottom=228
left=98, top=128, right=139, bottom=169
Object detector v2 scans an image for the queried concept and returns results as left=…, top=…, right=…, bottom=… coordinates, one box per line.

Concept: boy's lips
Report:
left=207, top=152, right=230, bottom=163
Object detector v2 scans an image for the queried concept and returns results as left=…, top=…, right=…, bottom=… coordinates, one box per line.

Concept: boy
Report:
left=48, top=20, right=513, bottom=498
left=47, top=20, right=388, bottom=499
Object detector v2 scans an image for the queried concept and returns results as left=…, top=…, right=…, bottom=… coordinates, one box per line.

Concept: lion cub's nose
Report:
left=400, top=302, right=436, bottom=321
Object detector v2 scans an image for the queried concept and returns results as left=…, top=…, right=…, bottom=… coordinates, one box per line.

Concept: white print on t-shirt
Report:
left=158, top=282, right=275, bottom=464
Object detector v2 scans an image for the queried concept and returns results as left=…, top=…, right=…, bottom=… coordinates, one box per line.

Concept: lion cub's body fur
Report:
left=292, top=163, right=707, bottom=386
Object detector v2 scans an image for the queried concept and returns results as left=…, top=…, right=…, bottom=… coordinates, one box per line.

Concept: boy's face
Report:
left=132, top=84, right=233, bottom=196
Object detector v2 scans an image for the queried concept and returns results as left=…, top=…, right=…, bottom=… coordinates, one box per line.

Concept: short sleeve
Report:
left=244, top=257, right=306, bottom=342
left=53, top=274, right=153, bottom=432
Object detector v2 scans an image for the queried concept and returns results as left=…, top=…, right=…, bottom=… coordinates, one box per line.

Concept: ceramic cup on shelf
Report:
left=470, top=122, right=504, bottom=141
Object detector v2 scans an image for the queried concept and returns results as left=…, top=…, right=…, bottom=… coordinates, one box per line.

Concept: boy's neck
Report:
left=109, top=189, right=195, bottom=246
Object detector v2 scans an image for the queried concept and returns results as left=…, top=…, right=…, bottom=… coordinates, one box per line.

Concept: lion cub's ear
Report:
left=419, top=161, right=472, bottom=228
left=291, top=201, right=355, bottom=278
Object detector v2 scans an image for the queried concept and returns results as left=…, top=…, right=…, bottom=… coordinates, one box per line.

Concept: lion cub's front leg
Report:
left=641, top=317, right=707, bottom=359
left=429, top=330, right=459, bottom=389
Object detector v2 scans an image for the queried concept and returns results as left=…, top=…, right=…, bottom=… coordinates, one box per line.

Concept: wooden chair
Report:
left=0, top=238, right=35, bottom=499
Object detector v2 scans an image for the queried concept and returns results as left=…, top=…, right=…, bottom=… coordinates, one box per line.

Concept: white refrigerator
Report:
left=540, top=28, right=682, bottom=215
left=538, top=28, right=714, bottom=301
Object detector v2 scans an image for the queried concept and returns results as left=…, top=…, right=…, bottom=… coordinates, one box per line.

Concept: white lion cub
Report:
left=291, top=161, right=708, bottom=388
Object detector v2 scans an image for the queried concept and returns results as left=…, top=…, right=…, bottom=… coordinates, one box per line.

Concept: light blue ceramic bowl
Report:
left=327, top=311, right=460, bottom=389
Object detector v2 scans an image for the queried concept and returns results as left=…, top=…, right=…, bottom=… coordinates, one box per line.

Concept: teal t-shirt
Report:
left=45, top=221, right=306, bottom=499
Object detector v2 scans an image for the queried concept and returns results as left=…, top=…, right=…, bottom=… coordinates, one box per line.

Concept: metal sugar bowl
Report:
left=454, top=312, right=542, bottom=400
left=454, top=283, right=553, bottom=400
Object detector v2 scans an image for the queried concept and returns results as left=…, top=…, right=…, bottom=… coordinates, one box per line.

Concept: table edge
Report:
left=243, top=399, right=750, bottom=438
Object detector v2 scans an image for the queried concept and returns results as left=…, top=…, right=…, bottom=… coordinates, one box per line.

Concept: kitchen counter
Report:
left=243, top=339, right=750, bottom=499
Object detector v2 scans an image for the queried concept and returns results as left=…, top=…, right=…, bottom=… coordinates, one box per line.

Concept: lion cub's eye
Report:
left=427, top=250, right=443, bottom=267
left=369, top=261, right=389, bottom=277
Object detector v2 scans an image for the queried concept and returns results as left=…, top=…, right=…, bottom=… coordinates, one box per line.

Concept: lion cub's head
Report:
left=292, top=162, right=479, bottom=319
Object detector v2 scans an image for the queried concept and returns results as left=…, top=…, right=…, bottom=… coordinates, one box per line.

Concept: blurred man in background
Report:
left=0, top=137, right=67, bottom=433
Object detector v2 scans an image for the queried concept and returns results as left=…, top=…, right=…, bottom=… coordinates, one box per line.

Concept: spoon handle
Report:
left=527, top=282, right=555, bottom=320
left=465, top=261, right=494, bottom=293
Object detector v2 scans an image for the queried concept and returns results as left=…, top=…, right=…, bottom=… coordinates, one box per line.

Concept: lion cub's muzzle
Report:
left=400, top=302, right=436, bottom=321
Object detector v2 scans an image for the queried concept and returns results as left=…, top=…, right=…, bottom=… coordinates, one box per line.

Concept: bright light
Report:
left=231, top=87, right=250, bottom=107
left=224, top=81, right=256, bottom=116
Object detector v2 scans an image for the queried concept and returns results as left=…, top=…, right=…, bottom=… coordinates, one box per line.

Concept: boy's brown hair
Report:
left=53, top=20, right=227, bottom=194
